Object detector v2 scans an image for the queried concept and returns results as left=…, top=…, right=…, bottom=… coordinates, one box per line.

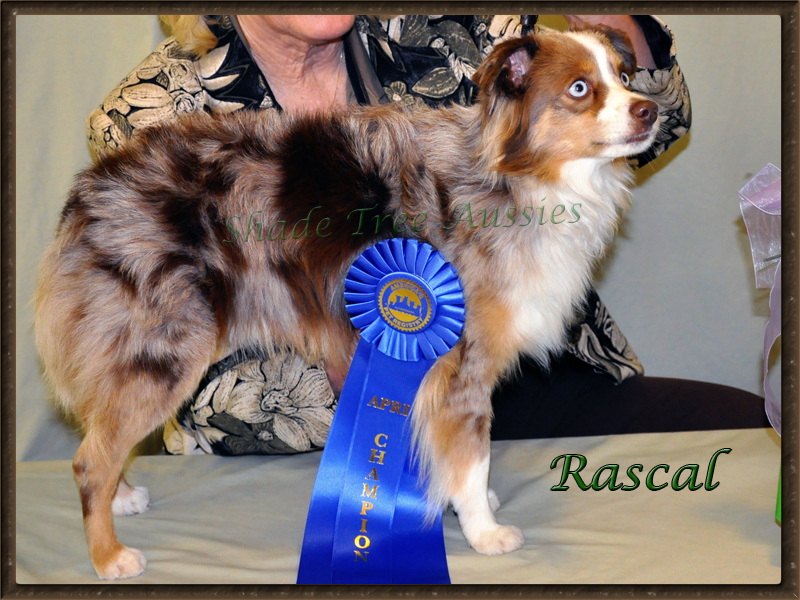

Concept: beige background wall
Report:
left=15, top=15, right=782, bottom=461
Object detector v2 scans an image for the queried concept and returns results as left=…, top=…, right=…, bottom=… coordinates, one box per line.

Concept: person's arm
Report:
left=563, top=15, right=655, bottom=68
left=86, top=38, right=205, bottom=161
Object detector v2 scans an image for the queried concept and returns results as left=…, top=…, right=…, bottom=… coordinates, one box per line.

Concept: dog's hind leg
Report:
left=35, top=222, right=225, bottom=578
left=72, top=342, right=213, bottom=580
left=73, top=424, right=149, bottom=580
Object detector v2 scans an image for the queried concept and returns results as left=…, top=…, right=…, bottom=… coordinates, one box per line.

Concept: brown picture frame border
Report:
left=2, top=3, right=796, bottom=597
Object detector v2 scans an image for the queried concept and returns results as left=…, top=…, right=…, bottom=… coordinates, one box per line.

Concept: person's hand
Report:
left=563, top=15, right=656, bottom=69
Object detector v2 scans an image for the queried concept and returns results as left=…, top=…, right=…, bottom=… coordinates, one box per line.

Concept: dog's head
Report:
left=472, top=26, right=659, bottom=181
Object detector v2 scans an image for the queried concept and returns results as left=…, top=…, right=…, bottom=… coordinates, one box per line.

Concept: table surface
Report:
left=16, top=428, right=782, bottom=585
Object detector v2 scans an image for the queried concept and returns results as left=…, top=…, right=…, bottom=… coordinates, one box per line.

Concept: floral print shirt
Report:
left=87, top=15, right=691, bottom=455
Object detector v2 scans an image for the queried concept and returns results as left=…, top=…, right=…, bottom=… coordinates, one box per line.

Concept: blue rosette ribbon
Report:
left=297, top=239, right=465, bottom=584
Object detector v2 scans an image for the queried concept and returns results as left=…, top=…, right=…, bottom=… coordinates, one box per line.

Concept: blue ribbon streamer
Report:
left=297, top=239, right=465, bottom=584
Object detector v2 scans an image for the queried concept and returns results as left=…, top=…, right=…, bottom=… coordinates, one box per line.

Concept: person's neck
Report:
left=236, top=15, right=349, bottom=114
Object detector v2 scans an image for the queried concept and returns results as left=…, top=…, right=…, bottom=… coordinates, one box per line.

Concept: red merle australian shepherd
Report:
left=35, top=26, right=659, bottom=579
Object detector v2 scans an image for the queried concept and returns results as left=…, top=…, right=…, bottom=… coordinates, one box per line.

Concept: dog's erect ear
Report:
left=505, top=47, right=532, bottom=88
left=594, top=25, right=637, bottom=74
left=472, top=36, right=538, bottom=98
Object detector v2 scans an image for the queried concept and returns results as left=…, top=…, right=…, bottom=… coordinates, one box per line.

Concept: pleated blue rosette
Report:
left=345, top=238, right=465, bottom=360
left=297, top=239, right=465, bottom=584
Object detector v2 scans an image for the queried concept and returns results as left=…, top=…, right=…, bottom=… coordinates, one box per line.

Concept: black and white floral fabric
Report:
left=566, top=290, right=644, bottom=383
left=87, top=14, right=688, bottom=455
left=356, top=15, right=516, bottom=108
left=163, top=350, right=336, bottom=455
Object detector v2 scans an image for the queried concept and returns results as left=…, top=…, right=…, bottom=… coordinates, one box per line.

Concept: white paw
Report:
left=467, top=524, right=524, bottom=556
left=487, top=488, right=500, bottom=513
left=112, top=486, right=150, bottom=516
left=96, top=545, right=147, bottom=580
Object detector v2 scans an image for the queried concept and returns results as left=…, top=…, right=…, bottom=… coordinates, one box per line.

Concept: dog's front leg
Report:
left=413, top=343, right=524, bottom=555
left=451, top=452, right=523, bottom=555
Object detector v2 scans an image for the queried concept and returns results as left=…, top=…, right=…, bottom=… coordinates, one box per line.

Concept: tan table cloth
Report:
left=16, top=428, right=780, bottom=585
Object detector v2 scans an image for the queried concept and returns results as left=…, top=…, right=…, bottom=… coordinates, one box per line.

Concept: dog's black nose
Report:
left=630, top=100, right=658, bottom=130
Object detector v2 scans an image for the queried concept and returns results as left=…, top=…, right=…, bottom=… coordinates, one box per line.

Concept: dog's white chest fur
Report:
left=502, top=159, right=630, bottom=360
left=506, top=243, right=589, bottom=358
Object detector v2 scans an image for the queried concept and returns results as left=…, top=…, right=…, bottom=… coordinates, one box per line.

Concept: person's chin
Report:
left=298, top=15, right=357, bottom=42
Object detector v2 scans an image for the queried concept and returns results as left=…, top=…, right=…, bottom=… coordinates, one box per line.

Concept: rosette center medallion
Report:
left=378, top=275, right=435, bottom=333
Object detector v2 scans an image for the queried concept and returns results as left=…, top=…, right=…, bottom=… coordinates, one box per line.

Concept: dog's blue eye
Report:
left=621, top=72, right=630, bottom=86
left=568, top=80, right=589, bottom=98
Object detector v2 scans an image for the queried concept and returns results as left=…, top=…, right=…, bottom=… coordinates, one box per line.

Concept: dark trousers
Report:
left=490, top=353, right=771, bottom=440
